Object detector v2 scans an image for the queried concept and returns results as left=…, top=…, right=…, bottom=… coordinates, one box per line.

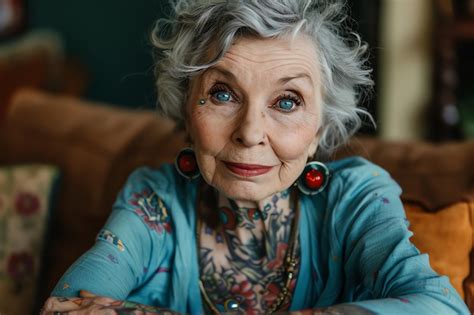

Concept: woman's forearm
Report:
left=42, top=296, right=180, bottom=315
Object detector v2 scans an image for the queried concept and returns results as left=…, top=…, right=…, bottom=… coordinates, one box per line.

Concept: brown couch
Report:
left=1, top=89, right=473, bottom=313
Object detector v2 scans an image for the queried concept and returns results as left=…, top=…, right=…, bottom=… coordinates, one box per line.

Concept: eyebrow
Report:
left=278, top=73, right=314, bottom=85
left=205, top=67, right=314, bottom=87
left=205, top=66, right=238, bottom=82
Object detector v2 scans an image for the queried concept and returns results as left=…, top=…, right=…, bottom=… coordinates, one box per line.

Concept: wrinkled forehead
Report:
left=197, top=35, right=321, bottom=86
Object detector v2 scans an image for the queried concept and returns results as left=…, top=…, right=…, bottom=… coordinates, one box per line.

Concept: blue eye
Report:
left=278, top=99, right=296, bottom=111
left=213, top=91, right=232, bottom=103
left=274, top=94, right=302, bottom=112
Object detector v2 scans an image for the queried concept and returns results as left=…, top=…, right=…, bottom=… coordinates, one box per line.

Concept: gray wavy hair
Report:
left=151, top=0, right=373, bottom=159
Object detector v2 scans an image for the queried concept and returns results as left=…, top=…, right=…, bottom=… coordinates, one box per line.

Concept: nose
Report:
left=231, top=106, right=266, bottom=147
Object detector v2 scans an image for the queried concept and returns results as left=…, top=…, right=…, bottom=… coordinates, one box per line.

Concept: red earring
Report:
left=296, top=161, right=330, bottom=195
left=175, top=148, right=200, bottom=180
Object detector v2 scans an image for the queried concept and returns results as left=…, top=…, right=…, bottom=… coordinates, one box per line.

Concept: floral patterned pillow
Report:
left=0, top=164, right=59, bottom=315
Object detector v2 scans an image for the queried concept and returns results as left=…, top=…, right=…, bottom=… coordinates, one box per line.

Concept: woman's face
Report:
left=187, top=36, right=322, bottom=206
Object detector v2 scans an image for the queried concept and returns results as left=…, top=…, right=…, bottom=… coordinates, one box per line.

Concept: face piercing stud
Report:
left=198, top=99, right=206, bottom=105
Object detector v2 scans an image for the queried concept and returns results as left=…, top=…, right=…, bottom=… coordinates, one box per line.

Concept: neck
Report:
left=224, top=189, right=291, bottom=214
left=223, top=187, right=292, bottom=209
left=230, top=195, right=273, bottom=211
left=217, top=188, right=293, bottom=232
left=210, top=186, right=296, bottom=262
left=197, top=181, right=294, bottom=231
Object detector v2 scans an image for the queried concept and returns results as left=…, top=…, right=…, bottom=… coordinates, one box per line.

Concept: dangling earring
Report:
left=175, top=148, right=200, bottom=180
left=296, top=161, right=330, bottom=195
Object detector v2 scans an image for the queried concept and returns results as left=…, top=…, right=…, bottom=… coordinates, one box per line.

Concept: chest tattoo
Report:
left=198, top=189, right=300, bottom=314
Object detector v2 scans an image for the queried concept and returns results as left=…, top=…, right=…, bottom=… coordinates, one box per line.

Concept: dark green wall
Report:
left=25, top=1, right=379, bottom=113
left=28, top=0, right=169, bottom=108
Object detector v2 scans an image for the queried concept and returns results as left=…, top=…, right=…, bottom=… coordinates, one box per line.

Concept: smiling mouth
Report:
left=224, top=162, right=273, bottom=177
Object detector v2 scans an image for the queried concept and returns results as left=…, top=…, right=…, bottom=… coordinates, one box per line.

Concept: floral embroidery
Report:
left=129, top=190, right=172, bottom=234
left=156, top=267, right=170, bottom=274
left=97, top=229, right=125, bottom=251
left=7, top=251, right=34, bottom=281
left=107, top=254, right=119, bottom=264
left=14, top=192, right=40, bottom=216
left=0, top=165, right=58, bottom=315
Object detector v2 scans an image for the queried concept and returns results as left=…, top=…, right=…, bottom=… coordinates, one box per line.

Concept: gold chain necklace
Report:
left=195, top=182, right=301, bottom=314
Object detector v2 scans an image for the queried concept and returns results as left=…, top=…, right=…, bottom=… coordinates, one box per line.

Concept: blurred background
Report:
left=0, top=0, right=473, bottom=142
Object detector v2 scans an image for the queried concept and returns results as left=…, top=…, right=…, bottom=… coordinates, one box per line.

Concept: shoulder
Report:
left=122, top=163, right=179, bottom=193
left=315, top=157, right=406, bottom=237
left=326, top=156, right=401, bottom=198
left=327, top=156, right=391, bottom=182
left=111, top=163, right=197, bottom=235
left=118, top=163, right=193, bottom=202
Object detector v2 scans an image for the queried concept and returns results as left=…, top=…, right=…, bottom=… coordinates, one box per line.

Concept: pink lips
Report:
left=224, top=162, right=273, bottom=177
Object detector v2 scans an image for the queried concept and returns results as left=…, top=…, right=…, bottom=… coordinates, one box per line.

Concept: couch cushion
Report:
left=405, top=201, right=472, bottom=299
left=0, top=164, right=59, bottom=315
left=0, top=88, right=186, bottom=305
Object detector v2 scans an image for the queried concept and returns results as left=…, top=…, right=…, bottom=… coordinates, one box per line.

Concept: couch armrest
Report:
left=335, top=137, right=474, bottom=211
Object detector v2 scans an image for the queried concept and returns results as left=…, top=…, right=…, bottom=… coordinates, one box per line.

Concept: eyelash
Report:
left=208, top=84, right=239, bottom=103
left=207, top=83, right=303, bottom=112
left=275, top=93, right=302, bottom=110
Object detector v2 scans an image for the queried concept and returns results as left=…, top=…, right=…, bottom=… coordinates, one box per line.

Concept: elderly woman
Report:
left=43, top=0, right=468, bottom=314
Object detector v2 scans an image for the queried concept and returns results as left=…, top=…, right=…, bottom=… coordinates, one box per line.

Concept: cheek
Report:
left=190, top=107, right=217, bottom=146
left=269, top=116, right=319, bottom=162
left=189, top=107, right=229, bottom=179
left=271, top=124, right=319, bottom=189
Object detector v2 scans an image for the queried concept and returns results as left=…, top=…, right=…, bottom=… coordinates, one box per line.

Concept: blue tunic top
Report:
left=52, top=157, right=469, bottom=314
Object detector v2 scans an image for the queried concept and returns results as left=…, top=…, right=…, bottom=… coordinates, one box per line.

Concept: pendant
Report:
left=224, top=298, right=240, bottom=311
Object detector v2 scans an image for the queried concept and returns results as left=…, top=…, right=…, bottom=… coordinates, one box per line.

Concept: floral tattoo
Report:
left=198, top=189, right=300, bottom=314
left=54, top=297, right=179, bottom=315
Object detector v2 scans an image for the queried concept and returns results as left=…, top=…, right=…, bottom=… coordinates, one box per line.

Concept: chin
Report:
left=215, top=179, right=279, bottom=204
left=201, top=163, right=291, bottom=203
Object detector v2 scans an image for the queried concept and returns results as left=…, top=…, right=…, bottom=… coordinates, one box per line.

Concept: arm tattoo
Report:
left=54, top=297, right=179, bottom=314
left=101, top=300, right=179, bottom=314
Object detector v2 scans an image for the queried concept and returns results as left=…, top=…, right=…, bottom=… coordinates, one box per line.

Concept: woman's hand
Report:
left=274, top=305, right=375, bottom=315
left=41, top=290, right=179, bottom=315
